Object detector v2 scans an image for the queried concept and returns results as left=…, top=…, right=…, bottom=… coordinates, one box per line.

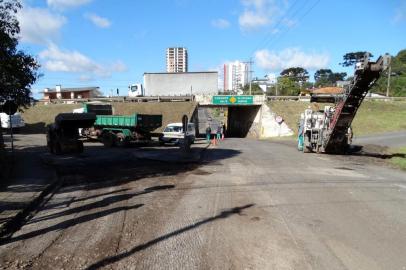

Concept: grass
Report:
left=21, top=102, right=197, bottom=133
left=268, top=100, right=406, bottom=137
left=21, top=103, right=82, bottom=133
left=17, top=100, right=406, bottom=136
left=352, top=100, right=406, bottom=135
left=390, top=146, right=406, bottom=171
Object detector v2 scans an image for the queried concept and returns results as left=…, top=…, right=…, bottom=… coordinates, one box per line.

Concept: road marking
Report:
left=395, top=184, right=406, bottom=189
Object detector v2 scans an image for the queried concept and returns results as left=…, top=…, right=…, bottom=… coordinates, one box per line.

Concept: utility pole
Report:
left=386, top=63, right=392, bottom=97
left=246, top=58, right=254, bottom=95
left=275, top=82, right=278, bottom=96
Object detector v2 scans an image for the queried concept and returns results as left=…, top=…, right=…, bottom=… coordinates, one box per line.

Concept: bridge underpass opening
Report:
left=197, top=105, right=262, bottom=138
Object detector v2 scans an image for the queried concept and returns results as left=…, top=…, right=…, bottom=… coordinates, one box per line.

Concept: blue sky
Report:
left=16, top=0, right=406, bottom=97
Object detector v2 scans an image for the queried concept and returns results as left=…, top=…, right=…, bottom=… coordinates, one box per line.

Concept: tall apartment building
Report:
left=166, top=47, right=188, bottom=73
left=223, top=61, right=248, bottom=91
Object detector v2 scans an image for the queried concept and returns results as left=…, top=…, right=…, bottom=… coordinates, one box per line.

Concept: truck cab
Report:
left=128, top=84, right=144, bottom=97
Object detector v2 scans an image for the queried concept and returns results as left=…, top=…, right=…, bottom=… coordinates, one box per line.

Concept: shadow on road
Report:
left=85, top=204, right=255, bottom=270
left=0, top=142, right=241, bottom=244
left=26, top=185, right=175, bottom=226
left=0, top=204, right=144, bottom=246
left=52, top=146, right=241, bottom=194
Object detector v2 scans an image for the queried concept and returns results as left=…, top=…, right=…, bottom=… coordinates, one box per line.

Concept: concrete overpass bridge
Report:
left=194, top=95, right=279, bottom=138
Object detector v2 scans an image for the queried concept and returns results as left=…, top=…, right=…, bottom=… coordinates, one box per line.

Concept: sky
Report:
left=15, top=0, right=406, bottom=97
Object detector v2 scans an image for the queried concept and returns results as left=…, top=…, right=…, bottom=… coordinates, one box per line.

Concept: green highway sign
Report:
left=212, top=95, right=254, bottom=105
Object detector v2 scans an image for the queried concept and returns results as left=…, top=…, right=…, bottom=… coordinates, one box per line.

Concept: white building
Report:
left=166, top=47, right=188, bottom=73
left=223, top=61, right=248, bottom=91
left=144, top=71, right=218, bottom=96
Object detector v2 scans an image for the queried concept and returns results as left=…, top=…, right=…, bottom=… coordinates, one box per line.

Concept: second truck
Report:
left=78, top=103, right=162, bottom=147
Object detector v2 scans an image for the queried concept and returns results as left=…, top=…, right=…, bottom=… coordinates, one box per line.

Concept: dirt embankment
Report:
left=21, top=102, right=197, bottom=133
left=268, top=100, right=406, bottom=137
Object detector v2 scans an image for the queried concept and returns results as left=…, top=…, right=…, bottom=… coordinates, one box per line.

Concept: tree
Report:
left=242, top=83, right=264, bottom=95
left=370, top=49, right=406, bottom=96
left=314, top=69, right=332, bottom=82
left=314, top=69, right=347, bottom=87
left=0, top=0, right=39, bottom=146
left=329, top=72, right=347, bottom=83
left=0, top=0, right=39, bottom=107
left=314, top=69, right=332, bottom=87
left=340, top=51, right=373, bottom=67
left=276, top=76, right=300, bottom=96
left=280, top=67, right=309, bottom=84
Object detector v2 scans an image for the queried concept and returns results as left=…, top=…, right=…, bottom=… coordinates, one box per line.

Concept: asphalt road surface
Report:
left=1, top=138, right=406, bottom=269
left=198, top=107, right=221, bottom=136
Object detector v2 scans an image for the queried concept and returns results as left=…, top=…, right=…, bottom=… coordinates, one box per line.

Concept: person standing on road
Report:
left=221, top=123, right=225, bottom=140
left=216, top=125, right=221, bottom=141
left=205, top=125, right=211, bottom=143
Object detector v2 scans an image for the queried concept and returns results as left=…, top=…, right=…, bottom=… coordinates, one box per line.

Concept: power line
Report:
left=250, top=0, right=322, bottom=60
left=261, top=0, right=322, bottom=50
left=251, top=0, right=303, bottom=55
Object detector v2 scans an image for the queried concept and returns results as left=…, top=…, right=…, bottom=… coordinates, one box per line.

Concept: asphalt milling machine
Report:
left=298, top=53, right=391, bottom=154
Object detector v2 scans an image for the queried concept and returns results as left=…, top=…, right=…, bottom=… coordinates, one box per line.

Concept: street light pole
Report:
left=386, top=64, right=391, bottom=97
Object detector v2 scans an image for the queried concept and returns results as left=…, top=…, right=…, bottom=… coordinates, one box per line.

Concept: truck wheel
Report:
left=102, top=132, right=116, bottom=147
left=303, top=136, right=311, bottom=153
left=116, top=133, right=128, bottom=147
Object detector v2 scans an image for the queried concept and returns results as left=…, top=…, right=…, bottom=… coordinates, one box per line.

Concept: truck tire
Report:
left=303, top=136, right=312, bottom=153
left=116, top=133, right=128, bottom=147
left=102, top=132, right=116, bottom=147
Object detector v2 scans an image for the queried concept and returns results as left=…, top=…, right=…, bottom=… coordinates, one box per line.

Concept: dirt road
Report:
left=1, top=138, right=406, bottom=269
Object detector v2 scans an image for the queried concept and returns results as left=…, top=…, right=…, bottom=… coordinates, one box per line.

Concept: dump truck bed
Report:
left=95, top=114, right=162, bottom=132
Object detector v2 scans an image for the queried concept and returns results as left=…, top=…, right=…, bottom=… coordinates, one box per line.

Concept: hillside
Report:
left=268, top=100, right=406, bottom=137
left=21, top=102, right=197, bottom=133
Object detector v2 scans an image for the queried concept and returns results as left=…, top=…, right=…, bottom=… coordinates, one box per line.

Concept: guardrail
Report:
left=39, top=95, right=195, bottom=104
left=267, top=96, right=406, bottom=101
left=38, top=95, right=406, bottom=105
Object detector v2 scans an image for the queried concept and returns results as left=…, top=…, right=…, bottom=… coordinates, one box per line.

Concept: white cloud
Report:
left=255, top=48, right=330, bottom=71
left=239, top=10, right=269, bottom=29
left=211, top=18, right=231, bottom=29
left=47, top=0, right=92, bottom=10
left=16, top=6, right=66, bottom=45
left=39, top=43, right=127, bottom=77
left=239, top=0, right=283, bottom=31
left=85, top=13, right=111, bottom=28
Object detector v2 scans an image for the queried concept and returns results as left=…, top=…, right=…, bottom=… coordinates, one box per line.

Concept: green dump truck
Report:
left=77, top=103, right=162, bottom=147
left=95, top=114, right=162, bottom=147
